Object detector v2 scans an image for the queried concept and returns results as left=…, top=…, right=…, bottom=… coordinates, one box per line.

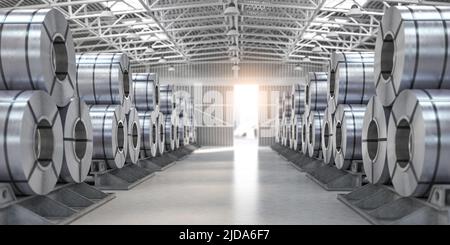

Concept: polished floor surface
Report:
left=73, top=139, right=367, bottom=225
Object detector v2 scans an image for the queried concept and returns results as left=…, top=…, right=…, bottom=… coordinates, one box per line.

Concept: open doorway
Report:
left=233, top=84, right=259, bottom=142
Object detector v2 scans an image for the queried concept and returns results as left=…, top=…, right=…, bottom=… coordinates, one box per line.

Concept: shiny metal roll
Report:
left=301, top=114, right=309, bottom=154
left=333, top=104, right=366, bottom=170
left=362, top=96, right=391, bottom=184
left=375, top=6, right=450, bottom=107
left=59, top=98, right=93, bottom=183
left=132, top=73, right=160, bottom=112
left=174, top=116, right=181, bottom=149
left=164, top=112, right=176, bottom=151
left=76, top=53, right=133, bottom=111
left=0, top=91, right=63, bottom=195
left=138, top=111, right=158, bottom=158
left=291, top=114, right=302, bottom=151
left=292, top=84, right=306, bottom=116
left=89, top=105, right=127, bottom=169
left=307, top=111, right=324, bottom=158
left=305, top=72, right=328, bottom=112
left=328, top=57, right=375, bottom=113
left=387, top=89, right=450, bottom=197
left=157, top=112, right=165, bottom=156
left=0, top=9, right=76, bottom=107
left=125, top=108, right=141, bottom=164
left=321, top=108, right=334, bottom=165
left=160, top=84, right=176, bottom=115
left=284, top=93, right=292, bottom=119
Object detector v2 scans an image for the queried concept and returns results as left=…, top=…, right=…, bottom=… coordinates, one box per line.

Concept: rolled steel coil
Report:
left=0, top=91, right=63, bottom=195
left=174, top=116, right=180, bottom=149
left=362, top=96, right=391, bottom=184
left=333, top=104, right=366, bottom=170
left=89, top=105, right=127, bottom=169
left=375, top=6, right=450, bottom=107
left=125, top=108, right=141, bottom=164
left=160, top=84, right=176, bottom=115
left=387, top=89, right=450, bottom=197
left=328, top=56, right=375, bottom=113
left=301, top=115, right=309, bottom=154
left=132, top=73, right=159, bottom=112
left=292, top=84, right=306, bottom=116
left=76, top=53, right=133, bottom=111
left=291, top=114, right=302, bottom=151
left=157, top=112, right=165, bottom=156
left=305, top=72, right=328, bottom=112
left=0, top=9, right=76, bottom=107
left=59, top=98, right=93, bottom=183
left=164, top=112, right=177, bottom=151
left=321, top=108, right=334, bottom=165
left=138, top=111, right=158, bottom=158
left=283, top=94, right=292, bottom=119
left=307, top=111, right=324, bottom=158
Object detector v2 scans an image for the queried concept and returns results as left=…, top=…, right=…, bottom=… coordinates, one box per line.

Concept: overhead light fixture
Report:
left=227, top=27, right=240, bottom=37
left=230, top=57, right=240, bottom=63
left=224, top=2, right=240, bottom=16
left=327, top=32, right=339, bottom=38
left=126, top=33, right=140, bottom=40
left=145, top=47, right=155, bottom=53
left=312, top=46, right=322, bottom=52
left=168, top=66, right=175, bottom=72
left=232, top=65, right=240, bottom=71
left=347, top=4, right=363, bottom=18
left=158, top=57, right=167, bottom=63
left=303, top=57, right=311, bottom=62
left=294, top=65, right=303, bottom=71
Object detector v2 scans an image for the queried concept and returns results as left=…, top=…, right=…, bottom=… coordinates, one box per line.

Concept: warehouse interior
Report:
left=1, top=0, right=450, bottom=226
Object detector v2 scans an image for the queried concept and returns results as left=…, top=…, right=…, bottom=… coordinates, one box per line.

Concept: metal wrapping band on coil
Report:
left=387, top=89, right=450, bottom=197
left=375, top=5, right=450, bottom=107
left=138, top=111, right=158, bottom=158
left=76, top=53, right=133, bottom=111
left=132, top=73, right=160, bottom=112
left=329, top=53, right=375, bottom=113
left=321, top=107, right=335, bottom=165
left=160, top=84, right=176, bottom=115
left=333, top=104, right=367, bottom=170
left=164, top=111, right=177, bottom=151
left=157, top=112, right=165, bottom=156
left=125, top=108, right=141, bottom=164
left=291, top=114, right=302, bottom=151
left=0, top=91, right=63, bottom=195
left=305, top=72, right=328, bottom=112
left=292, top=84, right=306, bottom=116
left=89, top=104, right=127, bottom=169
left=362, top=96, right=391, bottom=185
left=0, top=9, right=76, bottom=107
left=301, top=114, right=309, bottom=154
left=59, top=98, right=93, bottom=183
left=307, top=111, right=324, bottom=158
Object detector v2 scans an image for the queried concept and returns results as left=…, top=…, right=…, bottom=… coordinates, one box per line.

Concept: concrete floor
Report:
left=73, top=139, right=368, bottom=225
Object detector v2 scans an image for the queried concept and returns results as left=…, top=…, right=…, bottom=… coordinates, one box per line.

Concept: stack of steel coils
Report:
left=160, top=84, right=177, bottom=151
left=0, top=9, right=94, bottom=196
left=290, top=84, right=305, bottom=151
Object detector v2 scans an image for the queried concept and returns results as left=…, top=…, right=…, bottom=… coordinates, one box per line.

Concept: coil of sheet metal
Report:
left=387, top=89, right=450, bottom=197
left=321, top=108, right=334, bottom=165
left=307, top=111, right=324, bottom=158
left=301, top=115, right=309, bottom=154
left=157, top=112, right=165, bottom=156
left=125, top=108, right=141, bottom=164
left=0, top=9, right=76, bottom=107
left=333, top=104, right=366, bottom=170
left=284, top=93, right=292, bottom=119
left=76, top=53, right=132, bottom=111
left=0, top=91, right=63, bottom=195
left=138, top=111, right=158, bottom=158
left=375, top=5, right=450, bottom=107
left=291, top=84, right=306, bottom=116
left=291, top=114, right=302, bottom=151
left=132, top=73, right=159, bottom=112
left=362, top=96, right=391, bottom=185
left=328, top=54, right=375, bottom=113
left=164, top=111, right=177, bottom=151
left=59, top=98, right=93, bottom=183
left=305, top=72, right=328, bottom=112
left=89, top=105, right=127, bottom=169
left=174, top=117, right=181, bottom=149
left=160, top=84, right=176, bottom=115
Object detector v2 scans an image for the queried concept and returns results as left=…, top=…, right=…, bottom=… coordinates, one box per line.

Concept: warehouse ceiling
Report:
left=0, top=0, right=448, bottom=67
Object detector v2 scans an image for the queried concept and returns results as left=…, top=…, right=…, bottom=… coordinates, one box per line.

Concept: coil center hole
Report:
left=367, top=120, right=379, bottom=161
left=336, top=122, right=343, bottom=153
left=171, top=125, right=175, bottom=141
left=302, top=124, right=306, bottom=142
left=117, top=121, right=125, bottom=152
left=52, top=36, right=69, bottom=81
left=132, top=122, right=139, bottom=149
left=396, top=119, right=412, bottom=169
left=305, top=85, right=310, bottom=106
left=74, top=120, right=87, bottom=160
left=381, top=33, right=395, bottom=80
left=160, top=124, right=164, bottom=142
left=324, top=122, right=330, bottom=148
left=329, top=71, right=335, bottom=97
left=152, top=123, right=157, bottom=144
left=34, top=119, right=54, bottom=168
left=155, top=84, right=160, bottom=105
left=308, top=123, right=313, bottom=145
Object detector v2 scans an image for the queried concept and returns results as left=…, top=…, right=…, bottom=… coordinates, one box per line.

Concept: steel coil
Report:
left=387, top=89, right=450, bottom=197
left=333, top=104, right=366, bottom=170
left=76, top=53, right=133, bottom=111
left=375, top=5, right=450, bottom=107
left=174, top=116, right=180, bottom=149
left=292, top=84, right=306, bottom=116
left=132, top=73, right=159, bottom=112
left=138, top=111, right=158, bottom=158
left=59, top=98, right=93, bottom=183
left=160, top=84, right=176, bottom=115
left=307, top=111, right=324, bottom=158
left=164, top=111, right=177, bottom=151
left=291, top=114, right=302, bottom=151
left=89, top=105, right=127, bottom=169
left=125, top=108, right=141, bottom=164
left=328, top=55, right=375, bottom=113
left=0, top=91, right=63, bottom=195
left=362, top=96, right=391, bottom=184
left=284, top=94, right=292, bottom=119
left=0, top=9, right=76, bottom=107
left=157, top=112, right=165, bottom=156
left=301, top=115, right=309, bottom=154
left=305, top=72, right=328, bottom=112
left=321, top=108, right=335, bottom=165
